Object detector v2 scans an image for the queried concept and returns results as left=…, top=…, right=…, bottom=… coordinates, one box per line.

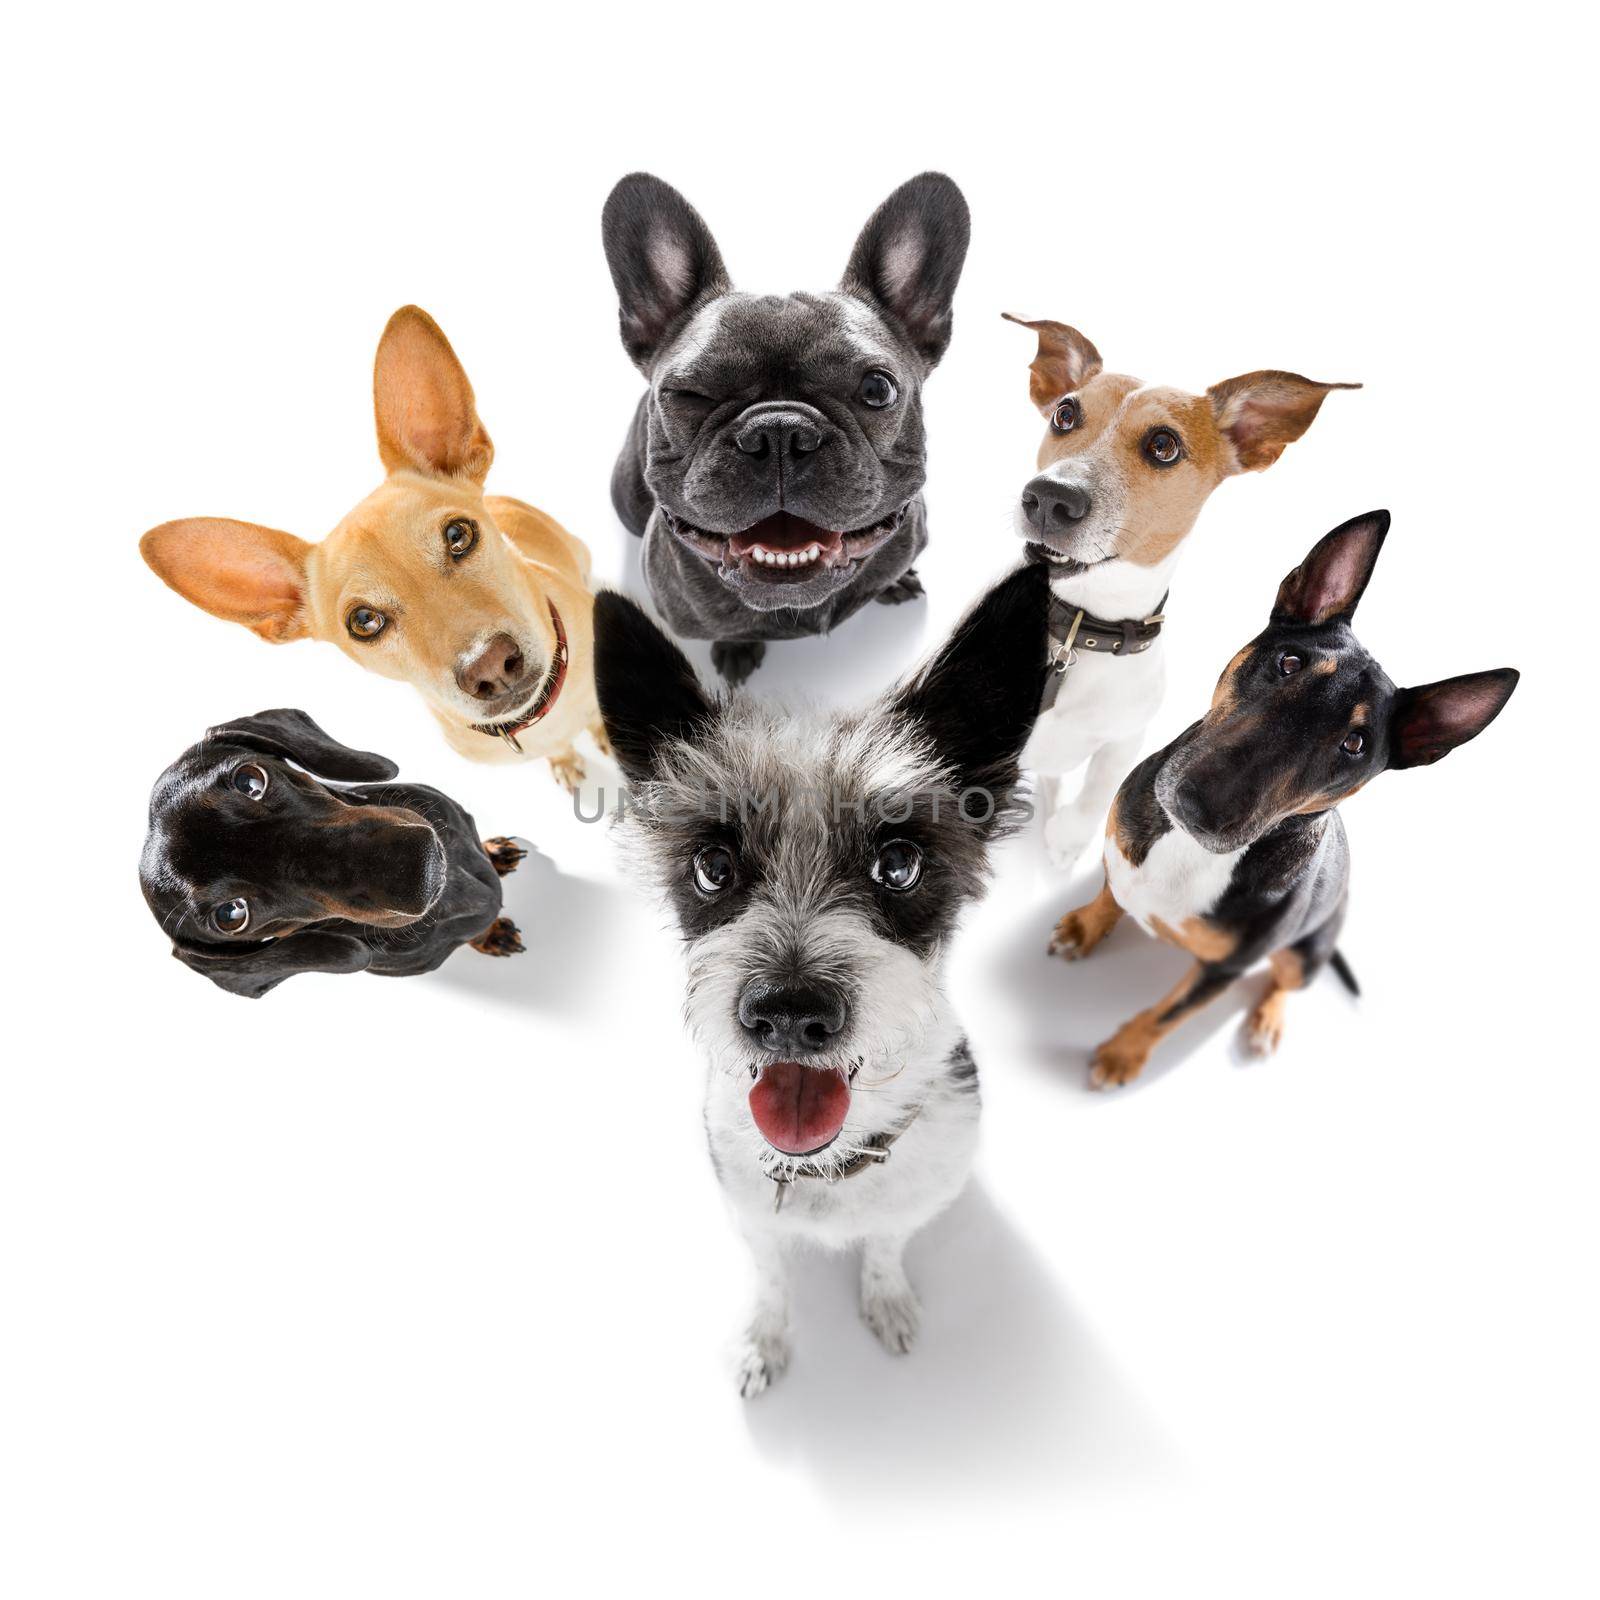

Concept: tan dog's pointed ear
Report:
left=1207, top=370, right=1361, bottom=473
left=139, top=518, right=313, bottom=642
left=1002, top=313, right=1103, bottom=413
left=373, top=306, right=494, bottom=483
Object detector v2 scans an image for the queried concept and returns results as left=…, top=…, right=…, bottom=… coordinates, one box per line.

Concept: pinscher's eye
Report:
left=231, top=763, right=269, bottom=801
left=693, top=846, right=735, bottom=895
left=871, top=838, right=923, bottom=892
left=1051, top=397, right=1080, bottom=434
left=348, top=607, right=388, bottom=640
left=444, top=518, right=479, bottom=559
left=212, top=898, right=250, bottom=934
left=859, top=370, right=898, bottom=408
left=1278, top=652, right=1303, bottom=677
left=1341, top=731, right=1366, bottom=756
left=1143, top=427, right=1183, bottom=466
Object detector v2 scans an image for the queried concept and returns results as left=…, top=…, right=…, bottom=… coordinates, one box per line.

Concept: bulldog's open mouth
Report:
left=1025, top=542, right=1112, bottom=577
left=663, top=507, right=905, bottom=582
left=748, top=1060, right=853, bottom=1155
left=471, top=602, right=569, bottom=752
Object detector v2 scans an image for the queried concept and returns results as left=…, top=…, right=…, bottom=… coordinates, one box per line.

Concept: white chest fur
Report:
left=1104, top=823, right=1245, bottom=936
left=1025, top=642, right=1167, bottom=775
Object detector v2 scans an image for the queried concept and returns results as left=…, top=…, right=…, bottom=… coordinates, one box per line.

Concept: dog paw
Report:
left=711, top=640, right=766, bottom=685
left=734, top=1334, right=790, bottom=1399
left=482, top=836, right=526, bottom=877
left=469, top=917, right=525, bottom=958
left=548, top=751, right=586, bottom=792
left=1048, top=908, right=1100, bottom=960
left=589, top=721, right=613, bottom=758
left=1244, top=995, right=1287, bottom=1057
left=875, top=568, right=925, bottom=605
left=1043, top=810, right=1095, bottom=870
left=861, top=1285, right=921, bottom=1355
left=1089, top=1037, right=1149, bottom=1090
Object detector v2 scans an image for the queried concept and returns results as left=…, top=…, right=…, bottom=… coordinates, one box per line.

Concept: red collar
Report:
left=471, top=601, right=569, bottom=754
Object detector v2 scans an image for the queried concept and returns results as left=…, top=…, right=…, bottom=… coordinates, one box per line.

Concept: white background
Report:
left=3, top=5, right=1594, bottom=1595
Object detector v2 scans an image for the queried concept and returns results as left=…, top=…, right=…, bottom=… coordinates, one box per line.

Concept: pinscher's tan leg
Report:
left=548, top=746, right=586, bottom=792
left=1244, top=949, right=1306, bottom=1058
left=589, top=719, right=612, bottom=758
left=1049, top=875, right=1124, bottom=960
left=1091, top=963, right=1238, bottom=1089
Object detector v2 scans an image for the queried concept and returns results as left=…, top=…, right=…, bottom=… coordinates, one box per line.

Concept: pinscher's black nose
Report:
left=1170, top=781, right=1222, bottom=838
left=734, top=408, right=823, bottom=460
left=1020, top=475, right=1091, bottom=533
left=737, top=979, right=848, bottom=1055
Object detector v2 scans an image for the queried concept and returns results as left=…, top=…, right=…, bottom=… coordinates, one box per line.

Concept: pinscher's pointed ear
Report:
left=1002, top=313, right=1103, bottom=412
left=1208, top=369, right=1360, bottom=472
left=593, top=591, right=715, bottom=784
left=842, top=173, right=970, bottom=368
left=602, top=173, right=731, bottom=373
left=892, top=562, right=1049, bottom=802
left=205, top=709, right=399, bottom=782
left=1390, top=669, right=1519, bottom=769
left=373, top=305, right=494, bottom=482
left=1273, top=510, right=1391, bottom=626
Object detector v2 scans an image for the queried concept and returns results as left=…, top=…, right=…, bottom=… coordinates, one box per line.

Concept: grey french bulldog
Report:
left=602, top=172, right=971, bottom=683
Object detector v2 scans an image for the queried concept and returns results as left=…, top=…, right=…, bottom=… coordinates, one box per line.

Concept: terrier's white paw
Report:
left=1043, top=810, right=1094, bottom=870
left=861, top=1285, right=921, bottom=1355
left=734, top=1334, right=789, bottom=1399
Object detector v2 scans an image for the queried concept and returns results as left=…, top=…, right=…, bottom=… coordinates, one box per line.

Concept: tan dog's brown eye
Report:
left=1051, top=397, right=1080, bottom=434
left=231, top=763, right=269, bottom=801
left=444, top=518, right=479, bottom=559
left=212, top=898, right=250, bottom=934
left=1278, top=653, right=1303, bottom=677
left=1341, top=731, right=1366, bottom=756
left=348, top=607, right=388, bottom=640
left=1144, top=428, right=1183, bottom=465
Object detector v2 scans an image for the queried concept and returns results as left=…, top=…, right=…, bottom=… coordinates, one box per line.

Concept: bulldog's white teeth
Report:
left=748, top=541, right=825, bottom=570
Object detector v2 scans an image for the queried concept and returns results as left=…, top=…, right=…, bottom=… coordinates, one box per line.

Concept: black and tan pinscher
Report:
left=1049, top=510, right=1519, bottom=1088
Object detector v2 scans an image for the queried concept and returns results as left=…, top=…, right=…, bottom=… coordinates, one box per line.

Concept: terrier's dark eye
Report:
left=444, top=518, right=479, bottom=559
left=693, top=846, right=735, bottom=895
left=1051, top=397, right=1080, bottom=434
left=1143, top=428, right=1183, bottom=466
left=1278, top=652, right=1303, bottom=677
left=871, top=839, right=923, bottom=892
left=859, top=370, right=898, bottom=409
left=231, top=763, right=269, bottom=801
left=212, top=898, right=250, bottom=934
left=1341, top=731, right=1366, bottom=756
left=348, top=607, right=388, bottom=640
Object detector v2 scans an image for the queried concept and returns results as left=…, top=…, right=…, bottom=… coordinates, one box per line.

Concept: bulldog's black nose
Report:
left=737, top=979, right=848, bottom=1055
left=1020, top=475, right=1091, bottom=533
left=734, top=409, right=822, bottom=460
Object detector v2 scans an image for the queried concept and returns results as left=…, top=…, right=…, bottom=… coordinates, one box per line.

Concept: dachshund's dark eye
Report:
left=693, top=846, right=734, bottom=895
left=1341, top=731, right=1366, bottom=756
left=1144, top=428, right=1183, bottom=466
left=1051, top=397, right=1080, bottom=434
left=212, top=898, right=250, bottom=934
left=232, top=763, right=269, bottom=801
left=348, top=606, right=387, bottom=640
left=859, top=370, right=898, bottom=409
left=871, top=839, right=923, bottom=892
left=444, top=518, right=479, bottom=559
left=1278, top=652, right=1303, bottom=677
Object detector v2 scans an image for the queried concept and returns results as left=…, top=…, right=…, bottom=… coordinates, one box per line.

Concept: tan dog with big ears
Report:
left=140, top=307, right=603, bottom=788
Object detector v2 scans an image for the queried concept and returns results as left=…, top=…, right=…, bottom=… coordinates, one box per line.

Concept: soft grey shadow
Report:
left=744, top=1184, right=1182, bottom=1498
left=431, top=843, right=629, bottom=1017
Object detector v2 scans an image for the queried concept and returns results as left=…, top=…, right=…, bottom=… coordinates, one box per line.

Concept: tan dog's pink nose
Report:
left=458, top=633, right=528, bottom=701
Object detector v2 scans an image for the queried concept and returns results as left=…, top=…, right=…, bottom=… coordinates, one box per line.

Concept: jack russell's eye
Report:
left=348, top=606, right=388, bottom=640
left=231, top=763, right=269, bottom=801
left=1341, top=731, right=1366, bottom=756
left=693, top=846, right=735, bottom=896
left=212, top=898, right=250, bottom=934
left=1277, top=652, right=1304, bottom=677
left=1051, top=397, right=1080, bottom=434
left=1143, top=427, right=1183, bottom=466
left=871, top=839, right=923, bottom=892
left=859, top=370, right=898, bottom=409
left=444, top=518, right=479, bottom=560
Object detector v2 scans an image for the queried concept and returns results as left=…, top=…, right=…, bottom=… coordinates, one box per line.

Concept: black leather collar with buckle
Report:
left=1039, top=592, right=1168, bottom=713
left=470, top=601, right=569, bottom=754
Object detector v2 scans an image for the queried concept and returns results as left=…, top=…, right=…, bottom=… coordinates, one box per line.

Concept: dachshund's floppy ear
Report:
left=173, top=930, right=374, bottom=999
left=205, top=709, right=399, bottom=782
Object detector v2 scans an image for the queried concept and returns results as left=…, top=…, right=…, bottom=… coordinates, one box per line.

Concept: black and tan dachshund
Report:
left=1050, top=510, right=1519, bottom=1087
left=141, top=709, right=525, bottom=998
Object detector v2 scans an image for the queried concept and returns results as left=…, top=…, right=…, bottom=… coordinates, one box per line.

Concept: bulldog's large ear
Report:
left=593, top=591, right=715, bottom=785
left=1389, top=669, right=1519, bottom=769
left=374, top=306, right=494, bottom=482
left=1001, top=313, right=1104, bottom=413
left=173, top=930, right=373, bottom=998
left=205, top=709, right=399, bottom=782
left=602, top=174, right=731, bottom=372
left=140, top=518, right=314, bottom=643
left=842, top=173, right=971, bottom=368
left=1208, top=369, right=1360, bottom=473
left=892, top=562, right=1049, bottom=811
left=1272, top=511, right=1390, bottom=627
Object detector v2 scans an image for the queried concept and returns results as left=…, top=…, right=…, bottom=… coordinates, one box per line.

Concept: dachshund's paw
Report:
left=711, top=640, right=766, bottom=685
left=875, top=568, right=925, bottom=605
left=1089, top=1035, right=1150, bottom=1090
left=1244, top=992, right=1288, bottom=1057
left=470, top=917, right=525, bottom=958
left=1049, top=906, right=1108, bottom=961
left=861, top=1283, right=921, bottom=1355
left=733, top=1331, right=790, bottom=1399
left=548, top=751, right=586, bottom=792
left=482, top=837, right=526, bottom=877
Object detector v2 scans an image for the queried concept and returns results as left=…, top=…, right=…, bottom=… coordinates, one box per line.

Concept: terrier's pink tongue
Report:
left=748, top=1061, right=851, bottom=1155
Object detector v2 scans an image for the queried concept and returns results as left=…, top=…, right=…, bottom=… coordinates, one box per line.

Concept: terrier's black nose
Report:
left=734, top=409, right=822, bottom=459
left=737, top=979, right=848, bottom=1055
left=1020, top=475, right=1091, bottom=533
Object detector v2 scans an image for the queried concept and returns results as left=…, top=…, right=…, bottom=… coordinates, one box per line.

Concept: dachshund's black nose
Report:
left=458, top=633, right=527, bottom=701
left=737, top=979, right=848, bottom=1055
left=1020, top=475, right=1090, bottom=533
left=734, top=408, right=823, bottom=460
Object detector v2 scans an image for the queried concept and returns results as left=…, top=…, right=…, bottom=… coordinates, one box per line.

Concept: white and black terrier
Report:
left=594, top=565, right=1048, bottom=1394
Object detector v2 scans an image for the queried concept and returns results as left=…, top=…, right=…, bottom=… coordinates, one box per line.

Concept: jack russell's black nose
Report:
left=734, top=408, right=823, bottom=460
left=458, top=633, right=528, bottom=701
left=737, top=979, right=848, bottom=1055
left=1020, top=475, right=1090, bottom=533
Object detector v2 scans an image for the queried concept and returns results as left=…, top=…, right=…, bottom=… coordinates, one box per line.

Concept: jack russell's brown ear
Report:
left=139, top=517, right=313, bottom=642
left=373, top=305, right=495, bottom=483
left=1002, top=313, right=1103, bottom=413
left=1208, top=368, right=1360, bottom=472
